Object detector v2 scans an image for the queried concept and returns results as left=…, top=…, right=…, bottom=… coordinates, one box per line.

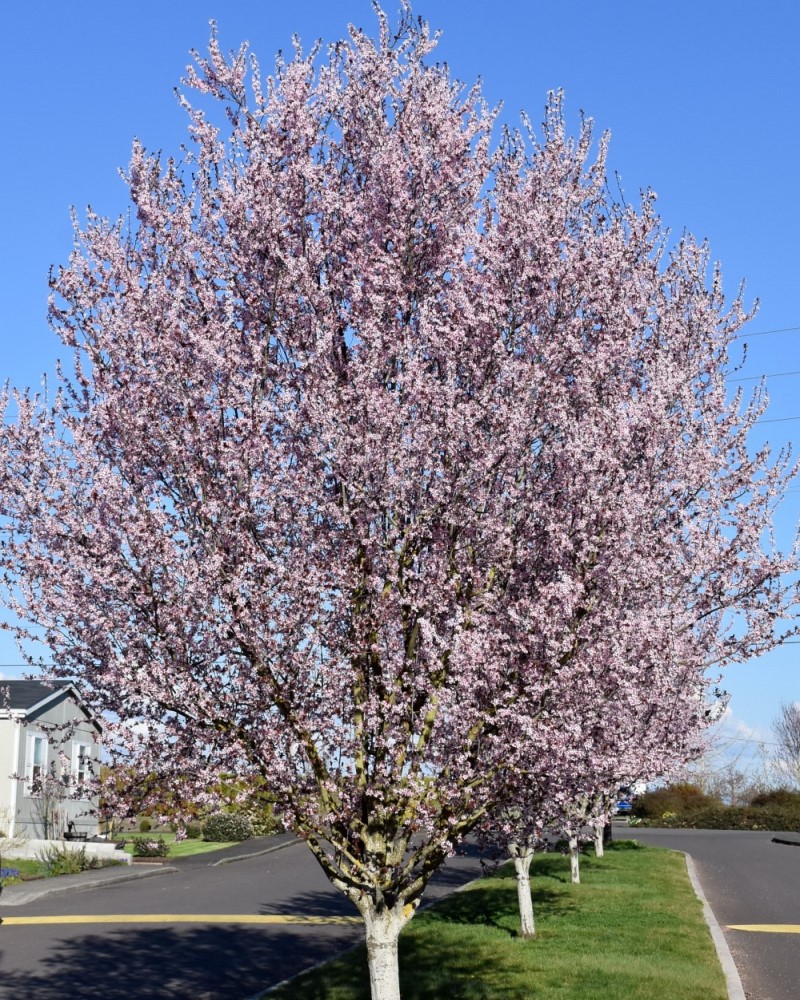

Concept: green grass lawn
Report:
left=0, top=833, right=239, bottom=881
left=266, top=841, right=727, bottom=1000
left=123, top=831, right=238, bottom=859
left=0, top=857, right=48, bottom=882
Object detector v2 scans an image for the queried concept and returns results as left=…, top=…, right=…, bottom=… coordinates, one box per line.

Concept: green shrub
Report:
left=749, top=787, right=800, bottom=809
left=702, top=804, right=800, bottom=830
left=242, top=801, right=282, bottom=837
left=138, top=817, right=153, bottom=833
left=631, top=783, right=721, bottom=819
left=38, top=844, right=89, bottom=875
left=202, top=812, right=253, bottom=842
left=185, top=822, right=203, bottom=840
left=132, top=836, right=170, bottom=858
left=632, top=803, right=800, bottom=831
left=35, top=844, right=122, bottom=875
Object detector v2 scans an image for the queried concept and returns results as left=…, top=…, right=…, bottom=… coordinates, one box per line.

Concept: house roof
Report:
left=2, top=679, right=74, bottom=711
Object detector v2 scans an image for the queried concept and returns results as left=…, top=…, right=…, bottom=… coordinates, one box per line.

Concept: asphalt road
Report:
left=630, top=826, right=800, bottom=1000
left=4, top=828, right=797, bottom=998
left=0, top=838, right=484, bottom=999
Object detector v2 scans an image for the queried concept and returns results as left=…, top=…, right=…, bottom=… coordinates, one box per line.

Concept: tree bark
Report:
left=360, top=899, right=411, bottom=1000
left=512, top=848, right=536, bottom=938
left=569, top=835, right=580, bottom=884
left=593, top=827, right=604, bottom=858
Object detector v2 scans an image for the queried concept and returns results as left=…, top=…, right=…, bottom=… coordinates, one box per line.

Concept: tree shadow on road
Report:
left=0, top=922, right=361, bottom=1000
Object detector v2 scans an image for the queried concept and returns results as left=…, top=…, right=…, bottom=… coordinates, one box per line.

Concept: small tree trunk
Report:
left=593, top=826, right=604, bottom=858
left=569, top=835, right=580, bottom=884
left=512, top=848, right=536, bottom=939
left=359, top=899, right=411, bottom=1000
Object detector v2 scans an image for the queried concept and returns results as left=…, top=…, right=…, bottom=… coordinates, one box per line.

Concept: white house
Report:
left=0, top=680, right=102, bottom=839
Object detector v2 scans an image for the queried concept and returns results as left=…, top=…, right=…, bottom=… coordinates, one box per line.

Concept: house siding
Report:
left=0, top=717, right=17, bottom=828
left=13, top=689, right=101, bottom=839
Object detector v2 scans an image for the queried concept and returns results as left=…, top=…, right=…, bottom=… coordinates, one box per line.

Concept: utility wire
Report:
left=719, top=734, right=784, bottom=749
left=731, top=370, right=800, bottom=383
left=735, top=325, right=800, bottom=339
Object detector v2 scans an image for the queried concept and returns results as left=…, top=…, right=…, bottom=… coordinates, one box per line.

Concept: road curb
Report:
left=0, top=835, right=302, bottom=905
left=0, top=864, right=178, bottom=907
left=209, top=836, right=303, bottom=866
left=683, top=852, right=746, bottom=1000
left=771, top=836, right=800, bottom=847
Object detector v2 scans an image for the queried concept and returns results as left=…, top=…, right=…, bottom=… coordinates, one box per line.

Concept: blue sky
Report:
left=1, top=1, right=798, bottom=766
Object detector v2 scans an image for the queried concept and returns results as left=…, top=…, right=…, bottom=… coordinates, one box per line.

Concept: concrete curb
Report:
left=0, top=864, right=178, bottom=906
left=683, top=852, right=746, bottom=1000
left=209, top=836, right=303, bottom=866
left=0, top=835, right=302, bottom=906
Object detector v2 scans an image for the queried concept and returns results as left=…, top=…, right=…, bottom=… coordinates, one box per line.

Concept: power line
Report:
left=719, top=734, right=783, bottom=749
left=735, top=325, right=800, bottom=339
left=731, top=370, right=800, bottom=383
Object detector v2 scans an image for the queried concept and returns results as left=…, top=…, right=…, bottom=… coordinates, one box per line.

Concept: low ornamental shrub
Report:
left=243, top=801, right=282, bottom=837
left=0, top=866, right=21, bottom=883
left=202, top=813, right=253, bottom=843
left=138, top=817, right=153, bottom=833
left=185, top=822, right=203, bottom=840
left=36, top=843, right=126, bottom=875
left=132, top=837, right=170, bottom=858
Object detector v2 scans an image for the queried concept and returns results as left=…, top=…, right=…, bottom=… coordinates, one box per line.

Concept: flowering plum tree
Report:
left=481, top=648, right=716, bottom=933
left=0, top=7, right=795, bottom=998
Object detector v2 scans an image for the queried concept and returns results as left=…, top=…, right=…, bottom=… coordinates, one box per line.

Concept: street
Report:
left=3, top=829, right=798, bottom=998
left=0, top=838, right=483, bottom=999
left=631, top=827, right=800, bottom=1000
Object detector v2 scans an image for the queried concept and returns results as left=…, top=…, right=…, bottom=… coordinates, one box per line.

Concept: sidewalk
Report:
left=0, top=832, right=302, bottom=906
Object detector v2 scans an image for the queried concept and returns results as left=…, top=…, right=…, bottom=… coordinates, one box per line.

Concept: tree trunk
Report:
left=360, top=899, right=411, bottom=1000
left=512, top=848, right=536, bottom=938
left=593, top=827, right=604, bottom=858
left=569, top=835, right=580, bottom=884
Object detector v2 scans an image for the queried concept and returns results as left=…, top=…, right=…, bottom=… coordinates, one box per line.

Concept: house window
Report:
left=25, top=733, right=48, bottom=795
left=72, top=742, right=93, bottom=794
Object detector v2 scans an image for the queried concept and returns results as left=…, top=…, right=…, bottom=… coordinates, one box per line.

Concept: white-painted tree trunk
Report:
left=512, top=848, right=536, bottom=938
left=360, top=900, right=411, bottom=1000
left=569, top=835, right=580, bottom=884
left=593, top=827, right=604, bottom=858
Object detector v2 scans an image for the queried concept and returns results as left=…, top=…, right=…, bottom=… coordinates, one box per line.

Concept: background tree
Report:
left=0, top=7, right=796, bottom=999
left=29, top=760, right=69, bottom=840
left=772, top=701, right=800, bottom=788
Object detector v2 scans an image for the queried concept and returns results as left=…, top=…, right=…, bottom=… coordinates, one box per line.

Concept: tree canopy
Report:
left=0, top=8, right=795, bottom=998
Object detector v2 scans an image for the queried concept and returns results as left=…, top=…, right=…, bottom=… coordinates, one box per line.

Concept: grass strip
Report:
left=0, top=857, right=47, bottom=882
left=123, top=833, right=237, bottom=859
left=266, top=841, right=727, bottom=1000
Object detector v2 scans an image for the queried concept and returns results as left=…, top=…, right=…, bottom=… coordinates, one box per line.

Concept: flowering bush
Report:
left=0, top=866, right=21, bottom=883
left=202, top=813, right=253, bottom=843
left=132, top=837, right=170, bottom=858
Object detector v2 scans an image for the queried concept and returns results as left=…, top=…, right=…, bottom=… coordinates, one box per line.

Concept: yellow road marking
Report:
left=1, top=914, right=361, bottom=927
left=727, top=924, right=800, bottom=934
